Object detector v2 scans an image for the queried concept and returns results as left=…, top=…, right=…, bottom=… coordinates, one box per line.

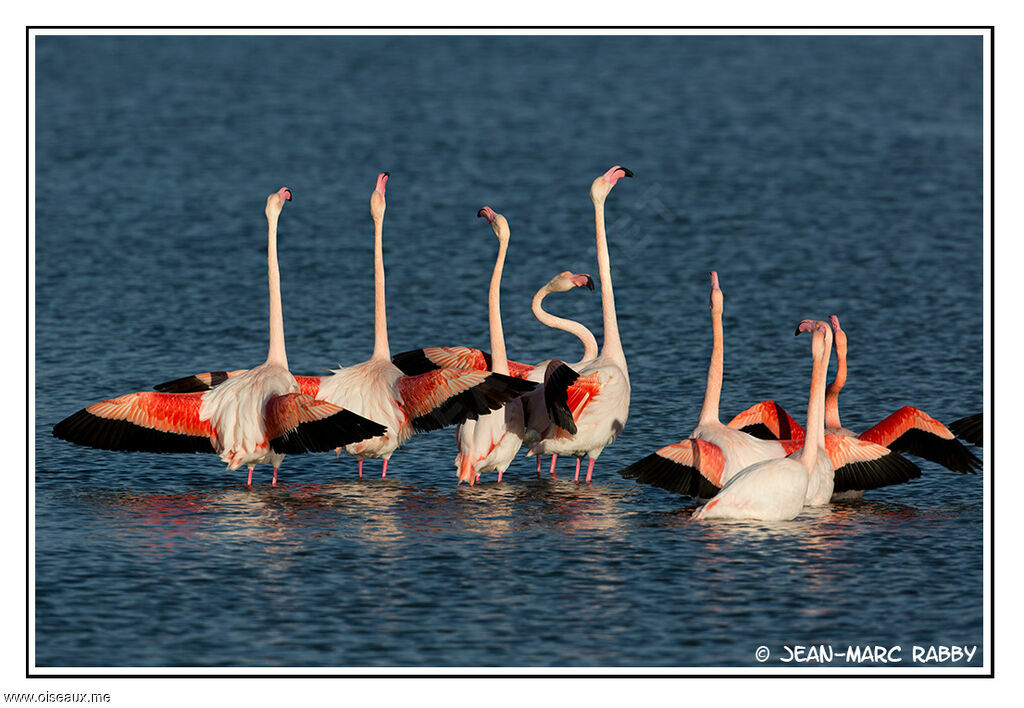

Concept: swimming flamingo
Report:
left=525, top=165, right=634, bottom=482
left=692, top=320, right=832, bottom=521
left=454, top=207, right=528, bottom=484
left=617, top=271, right=788, bottom=497
left=728, top=315, right=981, bottom=476
left=53, top=188, right=387, bottom=485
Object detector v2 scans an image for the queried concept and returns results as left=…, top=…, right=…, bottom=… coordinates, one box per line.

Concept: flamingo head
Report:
left=590, top=165, right=633, bottom=202
left=547, top=271, right=595, bottom=293
left=478, top=206, right=509, bottom=242
left=370, top=172, right=388, bottom=221
left=796, top=320, right=832, bottom=363
left=709, top=270, right=723, bottom=314
left=266, top=187, right=292, bottom=219
left=829, top=314, right=847, bottom=358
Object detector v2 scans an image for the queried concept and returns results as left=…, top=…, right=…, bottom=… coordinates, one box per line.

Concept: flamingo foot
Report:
left=549, top=454, right=558, bottom=479
left=358, top=459, right=363, bottom=478
left=574, top=458, right=582, bottom=482
left=585, top=457, right=595, bottom=483
left=246, top=466, right=253, bottom=487
left=272, top=467, right=278, bottom=487
left=381, top=459, right=388, bottom=479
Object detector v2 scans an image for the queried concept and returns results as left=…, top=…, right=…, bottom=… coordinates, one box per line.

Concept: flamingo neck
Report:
left=824, top=347, right=846, bottom=429
left=371, top=215, right=390, bottom=361
left=698, top=306, right=724, bottom=425
left=488, top=239, right=510, bottom=375
left=593, top=197, right=625, bottom=366
left=531, top=287, right=599, bottom=365
left=265, top=212, right=288, bottom=369
left=801, top=344, right=830, bottom=473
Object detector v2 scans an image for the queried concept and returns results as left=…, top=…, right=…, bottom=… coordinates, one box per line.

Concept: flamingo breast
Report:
left=316, top=359, right=408, bottom=458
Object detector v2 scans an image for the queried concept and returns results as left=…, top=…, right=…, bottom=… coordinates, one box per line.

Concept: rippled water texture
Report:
left=34, top=35, right=984, bottom=668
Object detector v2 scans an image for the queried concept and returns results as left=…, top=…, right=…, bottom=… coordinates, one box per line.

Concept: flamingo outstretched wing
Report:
left=617, top=439, right=726, bottom=498
left=858, top=406, right=981, bottom=474
left=53, top=391, right=215, bottom=453
left=265, top=393, right=387, bottom=454
left=824, top=435, right=923, bottom=493
left=541, top=360, right=581, bottom=434
left=949, top=412, right=983, bottom=448
left=727, top=400, right=805, bottom=441
left=153, top=370, right=247, bottom=393
left=396, top=368, right=536, bottom=433
left=392, top=346, right=535, bottom=379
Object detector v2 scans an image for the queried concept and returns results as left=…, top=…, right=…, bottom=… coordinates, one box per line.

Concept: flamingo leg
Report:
left=358, top=459, right=363, bottom=478
left=574, top=458, right=582, bottom=482
left=497, top=469, right=504, bottom=483
left=246, top=466, right=253, bottom=487
left=549, top=454, right=558, bottom=479
left=536, top=456, right=542, bottom=478
left=272, top=466, right=279, bottom=487
left=381, top=458, right=388, bottom=479
left=585, top=457, right=596, bottom=483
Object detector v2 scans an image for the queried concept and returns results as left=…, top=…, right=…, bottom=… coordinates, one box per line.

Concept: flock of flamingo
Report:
left=52, top=166, right=982, bottom=521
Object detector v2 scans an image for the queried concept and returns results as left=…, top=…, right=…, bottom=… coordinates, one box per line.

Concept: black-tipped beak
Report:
left=477, top=209, right=487, bottom=219
left=584, top=275, right=595, bottom=291
left=794, top=326, right=802, bottom=336
left=382, top=172, right=390, bottom=178
left=619, top=167, right=634, bottom=178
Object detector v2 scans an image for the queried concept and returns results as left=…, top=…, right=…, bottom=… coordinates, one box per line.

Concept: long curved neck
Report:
left=488, top=239, right=510, bottom=375
left=593, top=196, right=625, bottom=366
left=824, top=345, right=846, bottom=429
left=801, top=344, right=830, bottom=473
left=371, top=214, right=390, bottom=360
left=532, top=288, right=599, bottom=365
left=266, top=211, right=288, bottom=368
left=698, top=306, right=724, bottom=425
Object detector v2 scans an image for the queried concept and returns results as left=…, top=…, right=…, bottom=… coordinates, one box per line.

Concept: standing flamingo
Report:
left=728, top=315, right=981, bottom=478
left=617, top=271, right=788, bottom=497
left=53, top=188, right=387, bottom=485
left=692, top=321, right=832, bottom=521
left=454, top=207, right=529, bottom=484
left=302, top=174, right=537, bottom=479
left=526, top=165, right=633, bottom=482
left=392, top=270, right=596, bottom=480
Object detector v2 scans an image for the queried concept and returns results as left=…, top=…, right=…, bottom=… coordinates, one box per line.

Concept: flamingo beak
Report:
left=569, top=273, right=595, bottom=290
left=477, top=207, right=496, bottom=223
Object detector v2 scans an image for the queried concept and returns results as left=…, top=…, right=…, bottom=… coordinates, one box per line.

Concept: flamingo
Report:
left=618, top=271, right=788, bottom=497
left=618, top=277, right=918, bottom=501
left=53, top=188, right=387, bottom=485
left=525, top=165, right=634, bottom=482
left=453, top=207, right=529, bottom=484
left=692, top=320, right=832, bottom=521
left=728, top=314, right=981, bottom=479
left=392, top=270, right=596, bottom=480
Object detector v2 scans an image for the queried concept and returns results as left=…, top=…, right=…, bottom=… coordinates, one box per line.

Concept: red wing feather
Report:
left=727, top=400, right=805, bottom=441
left=565, top=372, right=603, bottom=421
left=397, top=368, right=537, bottom=432
left=617, top=438, right=725, bottom=498
left=265, top=393, right=387, bottom=454
left=859, top=406, right=981, bottom=474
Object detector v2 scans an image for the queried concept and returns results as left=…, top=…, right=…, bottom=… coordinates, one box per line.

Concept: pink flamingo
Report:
left=454, top=207, right=530, bottom=484
left=618, top=271, right=788, bottom=497
left=392, top=270, right=596, bottom=480
left=292, top=174, right=535, bottom=479
left=526, top=165, right=634, bottom=482
left=693, top=321, right=832, bottom=521
left=728, top=315, right=981, bottom=479
left=53, top=188, right=387, bottom=485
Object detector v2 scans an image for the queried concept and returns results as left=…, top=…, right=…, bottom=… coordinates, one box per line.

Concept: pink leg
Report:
left=585, top=457, right=596, bottom=483
left=536, top=456, right=542, bottom=478
left=358, top=459, right=363, bottom=478
left=272, top=466, right=278, bottom=487
left=246, top=466, right=253, bottom=487
left=381, top=458, right=388, bottom=479
left=497, top=469, right=504, bottom=483
left=549, top=454, right=558, bottom=479
left=574, top=458, right=582, bottom=482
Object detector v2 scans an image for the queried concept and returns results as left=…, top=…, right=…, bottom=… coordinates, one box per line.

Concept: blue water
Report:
left=34, top=35, right=984, bottom=668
